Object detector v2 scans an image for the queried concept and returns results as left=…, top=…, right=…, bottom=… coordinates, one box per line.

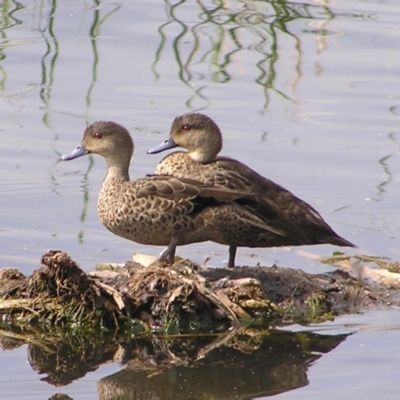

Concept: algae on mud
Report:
left=0, top=250, right=395, bottom=333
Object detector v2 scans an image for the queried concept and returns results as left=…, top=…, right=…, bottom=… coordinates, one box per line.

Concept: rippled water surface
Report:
left=0, top=0, right=399, bottom=398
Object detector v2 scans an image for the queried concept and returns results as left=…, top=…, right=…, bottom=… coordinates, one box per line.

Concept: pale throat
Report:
left=105, top=160, right=130, bottom=182
left=189, top=150, right=213, bottom=164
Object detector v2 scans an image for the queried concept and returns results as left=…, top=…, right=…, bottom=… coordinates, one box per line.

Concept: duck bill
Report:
left=62, top=144, right=89, bottom=161
left=147, top=136, right=178, bottom=154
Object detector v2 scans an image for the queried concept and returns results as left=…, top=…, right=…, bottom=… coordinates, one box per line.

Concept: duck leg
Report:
left=228, top=246, right=237, bottom=268
left=157, top=237, right=178, bottom=264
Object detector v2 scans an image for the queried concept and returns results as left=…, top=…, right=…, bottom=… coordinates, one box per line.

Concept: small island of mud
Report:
left=0, top=250, right=398, bottom=334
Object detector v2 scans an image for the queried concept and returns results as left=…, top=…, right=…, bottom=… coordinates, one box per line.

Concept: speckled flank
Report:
left=149, top=113, right=355, bottom=265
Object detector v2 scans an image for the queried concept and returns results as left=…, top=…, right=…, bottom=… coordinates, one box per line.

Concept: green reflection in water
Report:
left=0, top=0, right=23, bottom=30
left=38, top=0, right=63, bottom=202
left=153, top=0, right=338, bottom=112
left=39, top=0, right=59, bottom=116
left=376, top=131, right=400, bottom=196
left=0, top=1, right=24, bottom=90
left=153, top=0, right=210, bottom=110
left=377, top=154, right=392, bottom=196
left=86, top=0, right=121, bottom=108
left=86, top=0, right=101, bottom=109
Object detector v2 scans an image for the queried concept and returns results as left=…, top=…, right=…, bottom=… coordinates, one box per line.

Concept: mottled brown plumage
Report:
left=148, top=113, right=355, bottom=266
left=62, top=121, right=289, bottom=264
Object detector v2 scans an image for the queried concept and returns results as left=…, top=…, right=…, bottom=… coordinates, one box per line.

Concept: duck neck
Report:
left=104, top=157, right=130, bottom=183
left=189, top=150, right=215, bottom=164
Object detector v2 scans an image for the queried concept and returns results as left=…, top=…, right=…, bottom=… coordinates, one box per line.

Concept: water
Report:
left=0, top=0, right=399, bottom=398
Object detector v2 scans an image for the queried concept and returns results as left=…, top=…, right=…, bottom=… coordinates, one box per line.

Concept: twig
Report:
left=94, top=281, right=125, bottom=310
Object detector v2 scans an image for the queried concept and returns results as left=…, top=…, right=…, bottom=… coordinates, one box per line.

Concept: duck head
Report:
left=148, top=113, right=222, bottom=164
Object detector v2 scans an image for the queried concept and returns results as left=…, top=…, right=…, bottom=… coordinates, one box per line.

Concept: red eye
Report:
left=94, top=132, right=102, bottom=138
left=182, top=125, right=191, bottom=131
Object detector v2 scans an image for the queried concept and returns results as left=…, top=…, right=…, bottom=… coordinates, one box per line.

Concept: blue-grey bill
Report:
left=61, top=144, right=89, bottom=161
left=147, top=136, right=178, bottom=154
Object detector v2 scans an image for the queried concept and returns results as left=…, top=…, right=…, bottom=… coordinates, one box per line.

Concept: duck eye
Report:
left=182, top=125, right=191, bottom=131
left=94, top=132, right=103, bottom=138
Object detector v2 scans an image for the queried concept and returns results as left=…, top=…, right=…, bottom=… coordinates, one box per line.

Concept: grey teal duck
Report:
left=62, top=121, right=292, bottom=264
left=148, top=113, right=355, bottom=266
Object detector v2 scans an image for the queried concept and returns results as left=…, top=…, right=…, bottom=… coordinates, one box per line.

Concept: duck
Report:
left=147, top=112, right=355, bottom=266
left=62, top=121, right=293, bottom=264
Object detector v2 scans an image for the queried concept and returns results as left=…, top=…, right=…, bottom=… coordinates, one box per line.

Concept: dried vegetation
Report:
left=0, top=249, right=397, bottom=334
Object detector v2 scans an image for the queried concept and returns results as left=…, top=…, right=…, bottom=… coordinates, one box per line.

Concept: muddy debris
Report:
left=0, top=250, right=397, bottom=333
